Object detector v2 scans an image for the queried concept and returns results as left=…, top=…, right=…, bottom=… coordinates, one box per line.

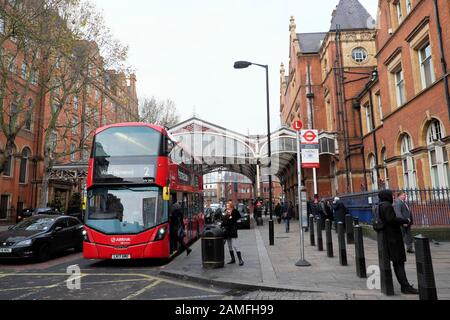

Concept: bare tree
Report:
left=140, top=97, right=180, bottom=128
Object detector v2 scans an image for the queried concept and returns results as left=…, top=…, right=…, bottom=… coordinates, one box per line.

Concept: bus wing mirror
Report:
left=163, top=187, right=170, bottom=201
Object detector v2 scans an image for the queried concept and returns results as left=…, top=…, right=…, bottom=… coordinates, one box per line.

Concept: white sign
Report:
left=302, top=148, right=320, bottom=169
left=301, top=130, right=319, bottom=145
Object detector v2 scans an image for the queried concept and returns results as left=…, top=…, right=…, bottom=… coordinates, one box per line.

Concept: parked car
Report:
left=0, top=215, right=84, bottom=262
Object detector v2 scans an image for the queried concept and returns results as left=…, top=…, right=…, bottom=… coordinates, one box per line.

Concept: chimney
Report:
left=129, top=73, right=137, bottom=100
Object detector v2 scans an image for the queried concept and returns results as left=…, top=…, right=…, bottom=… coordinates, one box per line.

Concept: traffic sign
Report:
left=301, top=130, right=319, bottom=145
left=293, top=120, right=303, bottom=132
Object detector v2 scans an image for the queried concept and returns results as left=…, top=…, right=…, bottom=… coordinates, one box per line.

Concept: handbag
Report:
left=372, top=205, right=385, bottom=232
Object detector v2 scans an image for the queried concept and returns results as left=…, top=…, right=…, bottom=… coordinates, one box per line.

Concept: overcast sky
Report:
left=92, top=0, right=378, bottom=135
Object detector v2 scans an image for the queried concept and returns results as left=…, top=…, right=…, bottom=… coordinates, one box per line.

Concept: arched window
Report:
left=401, top=134, right=417, bottom=189
left=369, top=154, right=378, bottom=191
left=427, top=119, right=449, bottom=188
left=381, top=148, right=390, bottom=190
left=19, top=148, right=31, bottom=184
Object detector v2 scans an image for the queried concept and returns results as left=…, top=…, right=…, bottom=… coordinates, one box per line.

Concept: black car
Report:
left=0, top=215, right=84, bottom=262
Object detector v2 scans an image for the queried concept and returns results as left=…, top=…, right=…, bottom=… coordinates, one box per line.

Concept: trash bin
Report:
left=202, top=225, right=225, bottom=269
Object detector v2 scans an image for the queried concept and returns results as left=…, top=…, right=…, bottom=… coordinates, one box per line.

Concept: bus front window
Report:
left=86, top=187, right=168, bottom=235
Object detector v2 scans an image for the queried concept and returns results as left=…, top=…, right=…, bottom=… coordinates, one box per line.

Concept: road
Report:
left=0, top=250, right=252, bottom=300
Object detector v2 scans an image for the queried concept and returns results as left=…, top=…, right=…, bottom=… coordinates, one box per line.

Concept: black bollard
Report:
left=377, top=230, right=395, bottom=296
left=415, top=235, right=438, bottom=300
left=316, top=217, right=324, bottom=252
left=354, top=225, right=367, bottom=278
left=337, top=222, right=347, bottom=266
left=325, top=219, right=334, bottom=258
left=345, top=214, right=354, bottom=244
left=309, top=216, right=315, bottom=246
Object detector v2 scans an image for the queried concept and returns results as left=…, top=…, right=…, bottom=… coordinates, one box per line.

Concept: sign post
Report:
left=293, top=121, right=311, bottom=267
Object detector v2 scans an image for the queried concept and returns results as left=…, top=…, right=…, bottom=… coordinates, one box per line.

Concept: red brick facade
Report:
left=280, top=0, right=450, bottom=201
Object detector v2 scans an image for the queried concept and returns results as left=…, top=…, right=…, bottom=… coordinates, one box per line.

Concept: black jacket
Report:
left=333, top=201, right=349, bottom=223
left=222, top=209, right=240, bottom=239
left=378, top=190, right=410, bottom=263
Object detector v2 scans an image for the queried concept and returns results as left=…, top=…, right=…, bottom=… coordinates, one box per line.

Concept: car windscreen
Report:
left=13, top=217, right=56, bottom=232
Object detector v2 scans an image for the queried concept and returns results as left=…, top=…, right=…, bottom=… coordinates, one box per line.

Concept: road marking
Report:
left=0, top=272, right=222, bottom=294
left=156, top=294, right=225, bottom=300
left=122, top=280, right=162, bottom=300
left=82, top=278, right=149, bottom=286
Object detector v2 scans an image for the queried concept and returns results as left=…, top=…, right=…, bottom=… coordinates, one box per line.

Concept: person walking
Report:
left=170, top=202, right=192, bottom=256
left=332, top=197, right=349, bottom=226
left=377, top=190, right=419, bottom=295
left=284, top=202, right=294, bottom=233
left=222, top=200, right=244, bottom=266
left=274, top=202, right=282, bottom=224
left=395, top=192, right=415, bottom=254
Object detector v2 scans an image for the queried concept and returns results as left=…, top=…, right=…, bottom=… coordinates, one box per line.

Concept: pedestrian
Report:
left=332, top=197, right=349, bottom=226
left=284, top=202, right=294, bottom=233
left=222, top=200, right=244, bottom=266
left=170, top=202, right=192, bottom=256
left=274, top=202, right=282, bottom=224
left=394, top=192, right=414, bottom=254
left=377, top=190, right=419, bottom=295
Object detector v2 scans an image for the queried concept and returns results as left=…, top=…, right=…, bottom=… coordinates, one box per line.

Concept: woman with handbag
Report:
left=222, top=200, right=244, bottom=266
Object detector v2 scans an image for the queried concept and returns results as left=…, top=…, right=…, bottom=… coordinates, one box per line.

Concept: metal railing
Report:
left=327, top=188, right=450, bottom=227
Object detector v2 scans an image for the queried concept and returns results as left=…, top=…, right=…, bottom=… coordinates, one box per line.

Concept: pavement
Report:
left=160, top=215, right=450, bottom=300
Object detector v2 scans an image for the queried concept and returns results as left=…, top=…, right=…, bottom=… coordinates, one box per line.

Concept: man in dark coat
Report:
left=332, top=197, right=349, bottom=225
left=378, top=190, right=418, bottom=295
left=222, top=201, right=244, bottom=266
left=274, top=202, right=282, bottom=224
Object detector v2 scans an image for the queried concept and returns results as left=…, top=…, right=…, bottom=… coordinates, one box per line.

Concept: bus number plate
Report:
left=112, top=254, right=131, bottom=260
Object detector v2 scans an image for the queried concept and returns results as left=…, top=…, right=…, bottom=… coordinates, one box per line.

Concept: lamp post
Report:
left=234, top=61, right=275, bottom=246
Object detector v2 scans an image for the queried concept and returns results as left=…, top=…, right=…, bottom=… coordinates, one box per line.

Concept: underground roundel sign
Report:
left=301, top=130, right=319, bottom=145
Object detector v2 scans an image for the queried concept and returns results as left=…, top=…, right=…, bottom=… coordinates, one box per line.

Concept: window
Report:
left=49, top=132, right=57, bottom=151
left=19, top=148, right=30, bottom=184
left=71, top=117, right=78, bottom=135
left=352, top=47, right=368, bottom=63
left=25, top=99, right=32, bottom=131
left=401, top=135, right=417, bottom=189
left=382, top=149, right=390, bottom=189
left=406, top=0, right=412, bottom=14
left=395, top=68, right=406, bottom=106
left=427, top=120, right=449, bottom=188
left=31, top=70, right=38, bottom=85
left=396, top=1, right=403, bottom=23
left=2, top=155, right=13, bottom=177
left=369, top=154, right=378, bottom=191
left=0, top=17, right=5, bottom=34
left=364, top=103, right=373, bottom=133
left=21, top=62, right=27, bottom=79
left=70, top=143, right=77, bottom=162
left=419, top=42, right=435, bottom=89
left=376, top=92, right=383, bottom=124
left=0, top=195, right=10, bottom=220
left=73, top=96, right=79, bottom=110
left=8, top=56, right=16, bottom=73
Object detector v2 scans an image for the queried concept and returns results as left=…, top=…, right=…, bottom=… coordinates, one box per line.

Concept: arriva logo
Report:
left=111, top=237, right=132, bottom=243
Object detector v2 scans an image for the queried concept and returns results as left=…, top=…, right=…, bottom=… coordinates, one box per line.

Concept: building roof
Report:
left=296, top=32, right=327, bottom=53
left=329, top=0, right=374, bottom=31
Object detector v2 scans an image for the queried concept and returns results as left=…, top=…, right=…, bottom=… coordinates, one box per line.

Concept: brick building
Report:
left=280, top=0, right=378, bottom=201
left=0, top=9, right=138, bottom=223
left=280, top=0, right=450, bottom=202
left=356, top=0, right=450, bottom=192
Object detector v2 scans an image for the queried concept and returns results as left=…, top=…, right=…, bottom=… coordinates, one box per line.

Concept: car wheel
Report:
left=37, top=243, right=51, bottom=262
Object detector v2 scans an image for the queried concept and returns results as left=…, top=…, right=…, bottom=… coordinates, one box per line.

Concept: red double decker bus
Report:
left=83, top=123, right=204, bottom=260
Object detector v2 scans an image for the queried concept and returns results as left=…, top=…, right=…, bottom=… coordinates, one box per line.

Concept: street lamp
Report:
left=234, top=60, right=275, bottom=246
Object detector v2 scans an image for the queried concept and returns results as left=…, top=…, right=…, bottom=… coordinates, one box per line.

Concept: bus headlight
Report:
left=154, top=227, right=166, bottom=241
left=82, top=229, right=91, bottom=243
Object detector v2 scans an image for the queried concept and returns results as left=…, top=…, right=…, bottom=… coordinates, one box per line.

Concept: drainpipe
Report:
left=434, top=0, right=450, bottom=121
